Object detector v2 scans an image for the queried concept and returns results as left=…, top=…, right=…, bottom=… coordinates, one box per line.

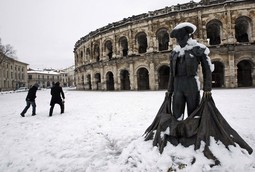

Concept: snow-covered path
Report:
left=0, top=88, right=255, bottom=171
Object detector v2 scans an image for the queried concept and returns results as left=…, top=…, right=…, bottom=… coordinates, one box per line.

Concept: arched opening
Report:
left=86, top=48, right=90, bottom=61
left=235, top=17, right=251, bottom=43
left=206, top=20, right=221, bottom=45
left=81, top=75, right=85, bottom=89
left=136, top=32, right=148, bottom=54
left=47, top=81, right=51, bottom=87
left=157, top=29, right=169, bottom=51
left=86, top=74, right=92, bottom=90
left=80, top=51, right=83, bottom=58
left=106, top=72, right=114, bottom=90
left=237, top=60, right=253, bottom=87
left=94, top=44, right=100, bottom=62
left=158, top=65, right=170, bottom=89
left=212, top=61, right=224, bottom=87
left=75, top=53, right=78, bottom=65
left=105, top=40, right=113, bottom=60
left=137, top=68, right=149, bottom=90
left=119, top=37, right=128, bottom=57
left=95, top=73, right=101, bottom=90
left=120, top=70, right=130, bottom=90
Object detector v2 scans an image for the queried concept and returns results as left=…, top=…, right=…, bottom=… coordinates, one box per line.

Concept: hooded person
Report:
left=20, top=83, right=39, bottom=117
left=49, top=82, right=65, bottom=117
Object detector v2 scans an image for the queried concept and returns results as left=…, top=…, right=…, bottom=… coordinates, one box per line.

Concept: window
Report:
left=136, top=32, right=148, bottom=54
left=235, top=16, right=251, bottom=43
left=119, top=36, right=128, bottom=56
left=206, top=20, right=222, bottom=45
left=105, top=40, right=113, bottom=60
left=157, top=29, right=169, bottom=51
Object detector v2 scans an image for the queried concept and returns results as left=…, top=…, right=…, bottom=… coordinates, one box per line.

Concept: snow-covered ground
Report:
left=0, top=88, right=255, bottom=172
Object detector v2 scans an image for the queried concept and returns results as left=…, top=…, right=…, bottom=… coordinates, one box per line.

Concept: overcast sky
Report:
left=0, top=0, right=199, bottom=69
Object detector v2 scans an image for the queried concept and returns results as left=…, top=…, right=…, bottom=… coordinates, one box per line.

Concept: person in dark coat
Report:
left=49, top=82, right=65, bottom=117
left=20, top=83, right=39, bottom=117
left=167, top=22, right=214, bottom=120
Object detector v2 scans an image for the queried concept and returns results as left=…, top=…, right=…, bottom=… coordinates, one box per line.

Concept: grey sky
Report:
left=0, top=0, right=199, bottom=69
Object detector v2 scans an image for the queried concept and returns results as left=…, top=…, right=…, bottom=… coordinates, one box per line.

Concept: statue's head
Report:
left=170, top=22, right=197, bottom=48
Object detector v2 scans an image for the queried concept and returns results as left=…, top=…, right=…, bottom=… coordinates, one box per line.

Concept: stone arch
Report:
left=77, top=51, right=82, bottom=64
left=137, top=67, right=149, bottom=90
left=212, top=61, right=225, bottom=87
left=156, top=28, right=169, bottom=51
left=75, top=53, right=78, bottom=65
left=86, top=48, right=91, bottom=61
left=47, top=81, right=51, bottom=87
left=94, top=73, right=101, bottom=90
left=135, top=32, right=148, bottom=54
left=158, top=65, right=170, bottom=90
left=80, top=50, right=83, bottom=58
left=106, top=71, right=115, bottom=90
left=119, top=36, right=128, bottom=57
left=120, top=69, right=130, bottom=90
left=104, top=40, right=113, bottom=60
left=94, top=43, right=100, bottom=62
left=86, top=74, right=92, bottom=90
left=235, top=16, right=252, bottom=43
left=206, top=19, right=222, bottom=45
left=237, top=60, right=253, bottom=87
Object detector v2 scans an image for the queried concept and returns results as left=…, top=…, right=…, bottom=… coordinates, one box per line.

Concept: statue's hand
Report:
left=203, top=91, right=211, bottom=98
left=165, top=91, right=173, bottom=97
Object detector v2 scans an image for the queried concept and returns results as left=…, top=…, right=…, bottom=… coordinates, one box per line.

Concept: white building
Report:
left=27, top=66, right=75, bottom=88
left=58, top=65, right=75, bottom=87
left=27, top=69, right=61, bottom=88
left=0, top=56, right=28, bottom=91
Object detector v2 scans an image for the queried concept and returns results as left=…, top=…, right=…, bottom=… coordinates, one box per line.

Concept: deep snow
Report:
left=0, top=88, right=255, bottom=172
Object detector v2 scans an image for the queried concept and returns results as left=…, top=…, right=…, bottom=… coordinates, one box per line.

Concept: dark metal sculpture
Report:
left=144, top=93, right=253, bottom=165
left=144, top=22, right=253, bottom=165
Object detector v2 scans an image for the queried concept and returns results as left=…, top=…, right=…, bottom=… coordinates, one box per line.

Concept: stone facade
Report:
left=27, top=69, right=61, bottom=88
left=74, top=0, right=255, bottom=91
left=60, top=65, right=76, bottom=87
left=27, top=67, right=76, bottom=88
left=0, top=56, right=28, bottom=91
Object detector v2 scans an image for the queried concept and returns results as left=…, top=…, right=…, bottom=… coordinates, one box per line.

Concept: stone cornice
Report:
left=74, top=0, right=252, bottom=51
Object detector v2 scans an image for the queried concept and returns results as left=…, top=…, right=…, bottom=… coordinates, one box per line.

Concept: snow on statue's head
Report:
left=170, top=22, right=197, bottom=47
left=170, top=22, right=197, bottom=38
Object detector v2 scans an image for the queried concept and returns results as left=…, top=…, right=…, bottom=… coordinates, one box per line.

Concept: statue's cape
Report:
left=144, top=93, right=253, bottom=161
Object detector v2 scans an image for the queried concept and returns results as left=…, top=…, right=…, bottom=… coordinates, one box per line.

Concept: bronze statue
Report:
left=167, top=22, right=213, bottom=120
left=144, top=22, right=253, bottom=166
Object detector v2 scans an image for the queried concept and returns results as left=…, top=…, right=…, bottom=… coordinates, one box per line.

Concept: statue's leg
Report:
left=173, top=91, right=185, bottom=120
left=185, top=77, right=200, bottom=116
left=186, top=90, right=200, bottom=116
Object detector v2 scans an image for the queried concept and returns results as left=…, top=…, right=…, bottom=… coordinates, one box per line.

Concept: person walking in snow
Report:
left=49, top=82, right=65, bottom=117
left=20, top=83, right=39, bottom=117
left=167, top=22, right=214, bottom=120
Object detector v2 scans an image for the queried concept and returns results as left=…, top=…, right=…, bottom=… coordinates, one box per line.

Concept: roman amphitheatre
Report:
left=74, top=0, right=255, bottom=91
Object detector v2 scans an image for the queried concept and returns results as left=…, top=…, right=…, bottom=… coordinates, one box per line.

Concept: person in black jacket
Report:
left=20, top=83, right=39, bottom=117
left=49, top=82, right=65, bottom=117
left=167, top=22, right=214, bottom=120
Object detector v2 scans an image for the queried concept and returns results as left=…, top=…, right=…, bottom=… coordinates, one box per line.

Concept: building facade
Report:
left=0, top=56, right=28, bottom=91
left=27, top=69, right=61, bottom=88
left=59, top=65, right=76, bottom=87
left=27, top=67, right=75, bottom=88
left=74, top=0, right=255, bottom=91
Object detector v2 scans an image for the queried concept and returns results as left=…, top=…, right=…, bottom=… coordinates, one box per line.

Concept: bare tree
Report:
left=0, top=38, right=16, bottom=65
